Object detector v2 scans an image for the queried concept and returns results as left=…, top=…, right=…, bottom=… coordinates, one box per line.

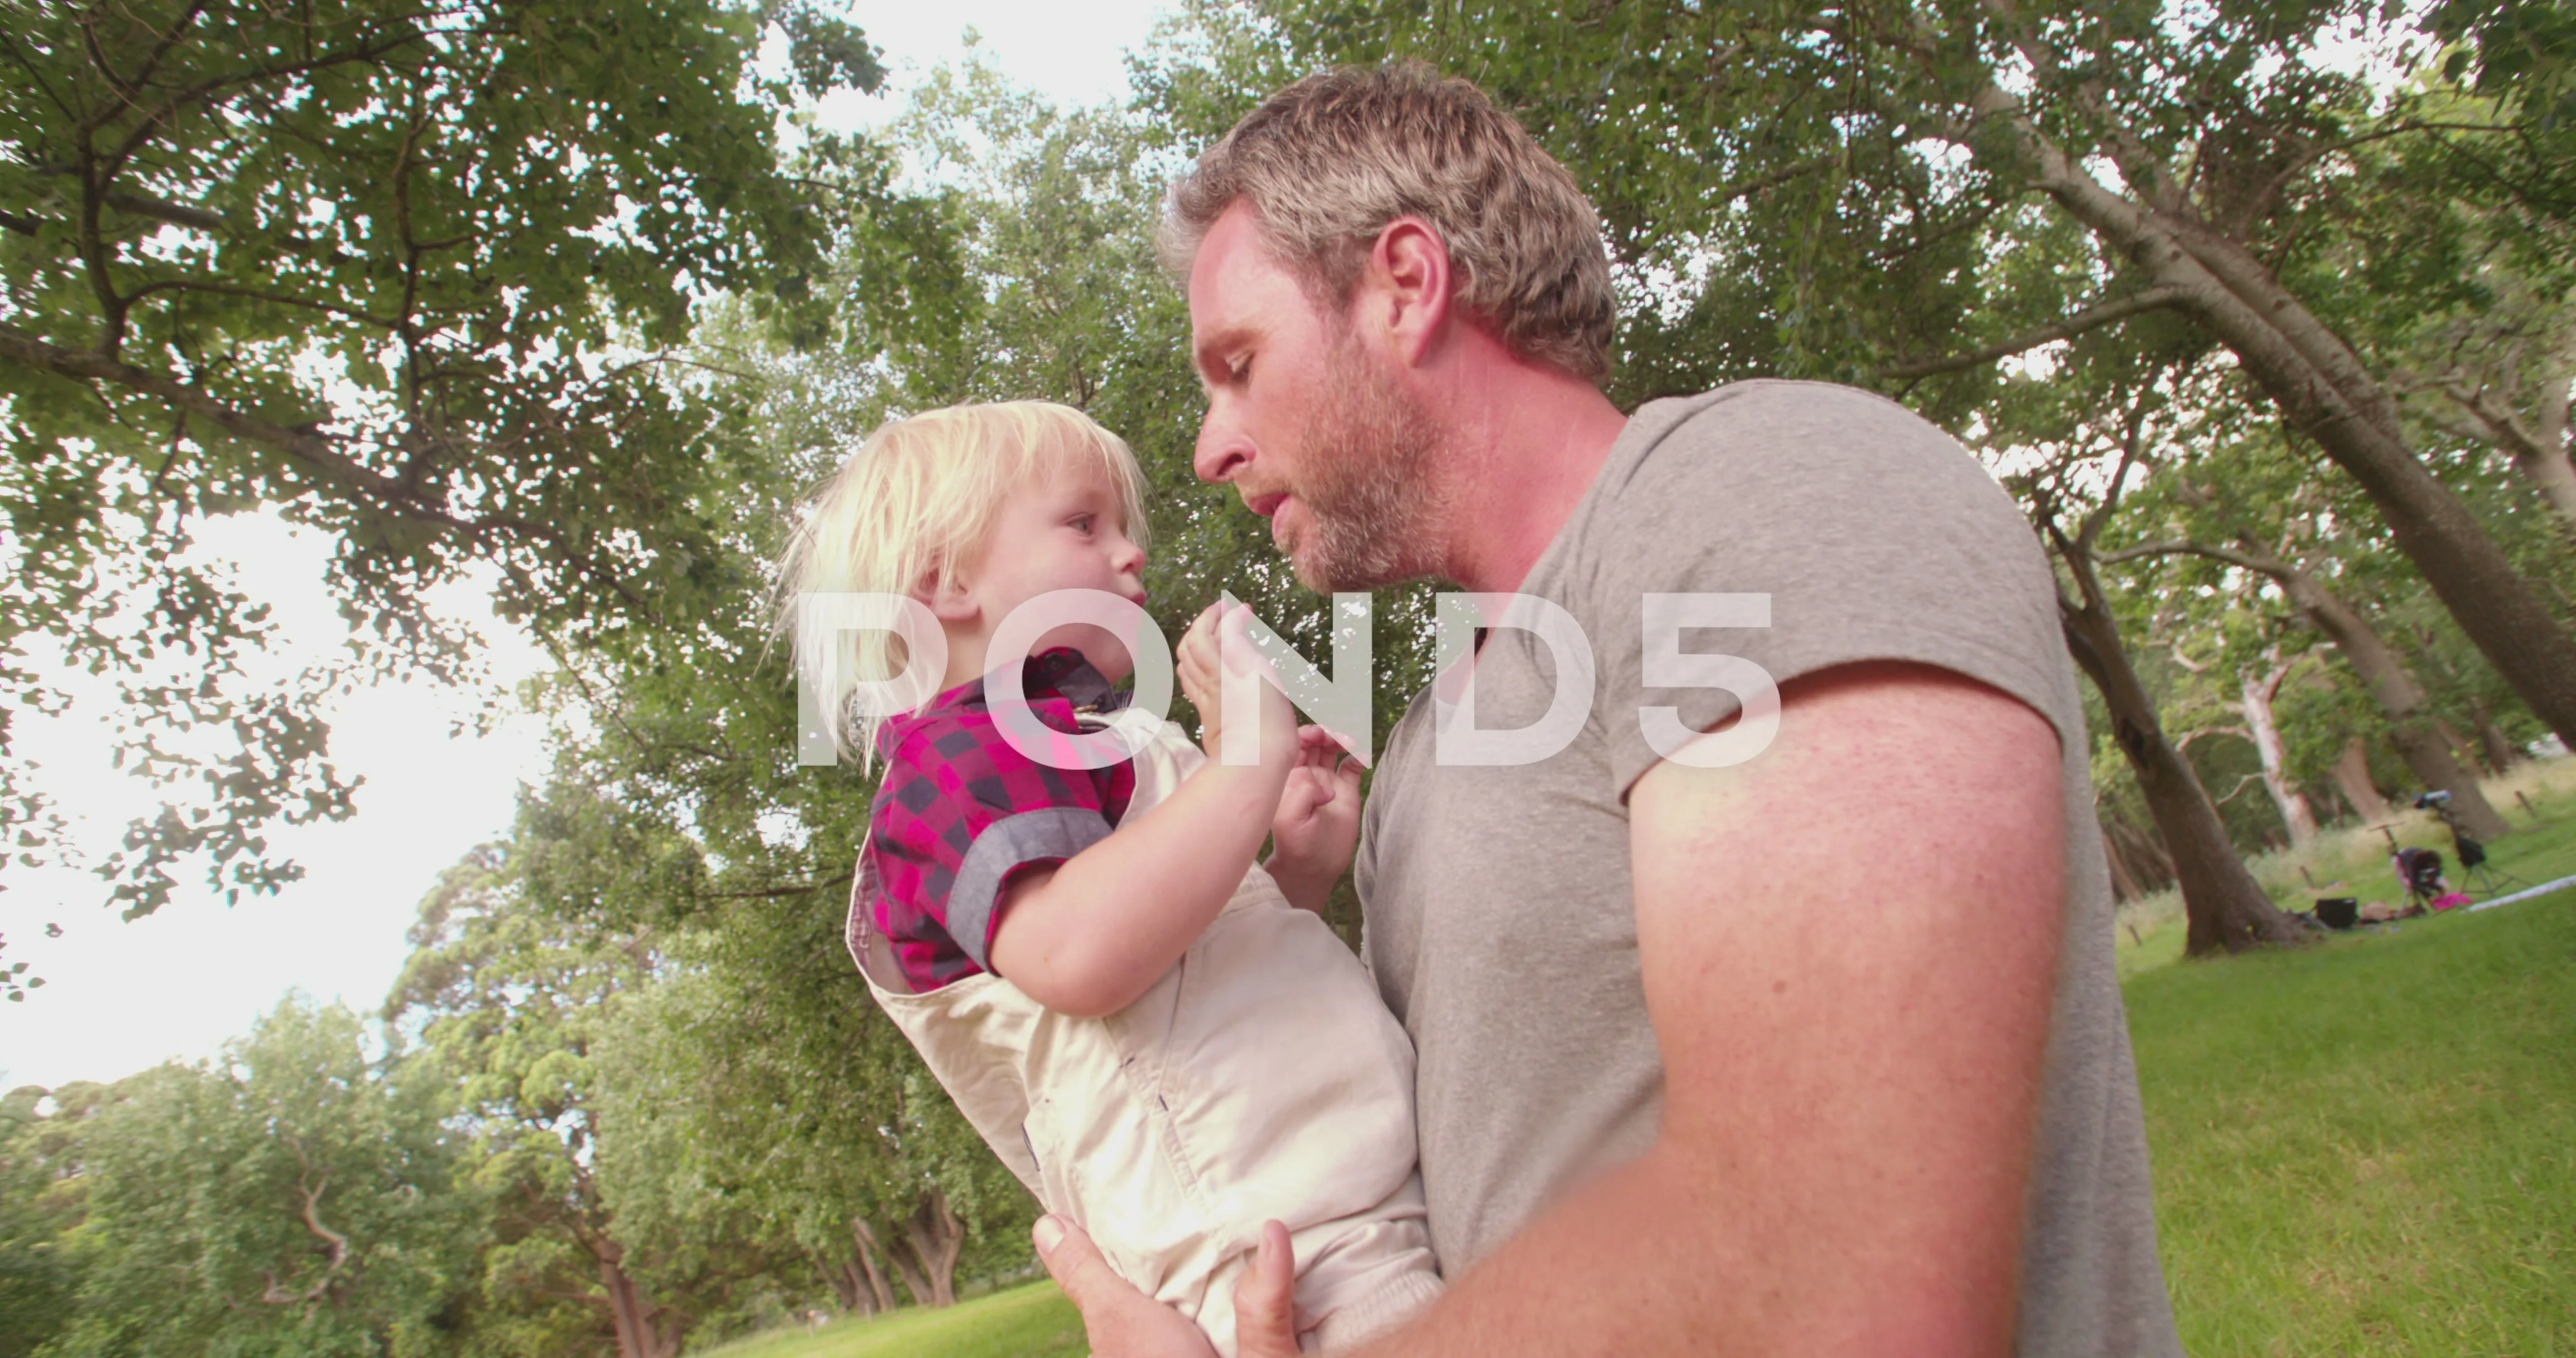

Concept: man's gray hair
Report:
left=1161, top=62, right=1615, bottom=384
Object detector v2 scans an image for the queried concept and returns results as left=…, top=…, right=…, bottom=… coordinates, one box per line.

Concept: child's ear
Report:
left=921, top=569, right=979, bottom=624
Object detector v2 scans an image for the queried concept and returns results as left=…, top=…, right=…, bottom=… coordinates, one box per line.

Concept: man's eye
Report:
left=1230, top=356, right=1252, bottom=384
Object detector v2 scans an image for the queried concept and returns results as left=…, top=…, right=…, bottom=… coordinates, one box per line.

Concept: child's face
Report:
left=953, top=457, right=1149, bottom=683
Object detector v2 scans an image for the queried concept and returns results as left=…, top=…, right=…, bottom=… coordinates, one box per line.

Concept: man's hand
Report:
left=1034, top=1215, right=1301, bottom=1358
left=1266, top=727, right=1364, bottom=914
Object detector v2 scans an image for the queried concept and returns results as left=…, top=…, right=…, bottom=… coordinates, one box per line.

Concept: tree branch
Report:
left=697, top=873, right=853, bottom=903
left=0, top=321, right=652, bottom=614
left=2175, top=725, right=2251, bottom=751
left=101, top=187, right=226, bottom=233
left=125, top=278, right=399, bottom=330
left=0, top=320, right=386, bottom=492
left=1885, top=285, right=2185, bottom=379
left=2095, top=536, right=2283, bottom=578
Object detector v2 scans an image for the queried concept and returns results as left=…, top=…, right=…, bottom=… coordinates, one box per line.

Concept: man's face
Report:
left=1187, top=202, right=1447, bottom=592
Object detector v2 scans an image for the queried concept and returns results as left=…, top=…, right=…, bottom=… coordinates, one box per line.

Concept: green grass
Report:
left=2116, top=756, right=2576, bottom=973
left=694, top=1282, right=1082, bottom=1358
left=2128, top=861, right=2576, bottom=1353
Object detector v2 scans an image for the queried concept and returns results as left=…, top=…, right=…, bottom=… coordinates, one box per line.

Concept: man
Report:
left=1036, top=63, right=2184, bottom=1357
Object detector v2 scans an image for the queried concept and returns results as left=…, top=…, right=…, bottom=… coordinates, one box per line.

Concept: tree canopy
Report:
left=1, top=0, right=885, bottom=917
left=6, top=4, right=2575, bottom=1351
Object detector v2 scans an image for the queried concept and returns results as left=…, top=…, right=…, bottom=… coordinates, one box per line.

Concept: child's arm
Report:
left=985, top=605, right=1296, bottom=1018
left=1178, top=602, right=1367, bottom=915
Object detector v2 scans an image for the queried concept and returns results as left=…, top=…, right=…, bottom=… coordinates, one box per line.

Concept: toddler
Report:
left=779, top=401, right=1441, bottom=1354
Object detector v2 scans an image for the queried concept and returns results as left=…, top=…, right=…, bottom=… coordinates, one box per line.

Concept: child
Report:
left=779, top=402, right=1441, bottom=1354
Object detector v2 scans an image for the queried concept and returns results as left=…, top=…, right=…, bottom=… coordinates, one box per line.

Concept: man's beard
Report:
left=1286, top=331, right=1452, bottom=592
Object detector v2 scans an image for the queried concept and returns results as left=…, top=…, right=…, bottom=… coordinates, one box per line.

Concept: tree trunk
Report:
left=596, top=1240, right=683, bottom=1358
left=2057, top=580, right=2303, bottom=955
left=2444, top=357, right=2576, bottom=530
left=2432, top=716, right=2484, bottom=774
left=897, top=1189, right=965, bottom=1309
left=2104, top=812, right=2175, bottom=898
left=2331, top=737, right=2392, bottom=824
left=821, top=1258, right=860, bottom=1313
left=849, top=1217, right=899, bottom=1315
left=880, top=1222, right=935, bottom=1309
left=2009, top=130, right=2576, bottom=749
left=2467, top=697, right=2521, bottom=773
left=2101, top=827, right=2146, bottom=901
left=2241, top=658, right=2319, bottom=851
left=2518, top=438, right=2576, bottom=527
left=2246, top=551, right=2516, bottom=841
left=820, top=1257, right=879, bottom=1317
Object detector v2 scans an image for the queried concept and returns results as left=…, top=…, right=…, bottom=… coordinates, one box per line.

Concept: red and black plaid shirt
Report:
left=863, top=649, right=1138, bottom=992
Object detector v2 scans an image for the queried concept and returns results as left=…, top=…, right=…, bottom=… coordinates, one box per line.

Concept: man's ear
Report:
left=1363, top=216, right=1454, bottom=368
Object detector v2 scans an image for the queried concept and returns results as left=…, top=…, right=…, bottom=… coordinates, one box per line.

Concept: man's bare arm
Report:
left=1334, top=660, right=2066, bottom=1356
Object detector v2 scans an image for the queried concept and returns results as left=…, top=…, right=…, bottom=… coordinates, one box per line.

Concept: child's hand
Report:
left=1179, top=602, right=1226, bottom=757
left=1267, top=726, right=1365, bottom=914
left=1178, top=602, right=1296, bottom=767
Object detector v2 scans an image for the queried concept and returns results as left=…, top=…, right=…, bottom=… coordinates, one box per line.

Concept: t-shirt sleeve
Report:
left=872, top=713, right=1126, bottom=974
left=1582, top=381, right=2079, bottom=798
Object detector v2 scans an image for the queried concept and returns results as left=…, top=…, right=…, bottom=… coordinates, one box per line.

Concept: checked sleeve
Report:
left=867, top=708, right=1136, bottom=991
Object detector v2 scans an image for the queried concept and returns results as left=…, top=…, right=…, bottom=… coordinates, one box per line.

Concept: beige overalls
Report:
left=847, top=720, right=1443, bottom=1354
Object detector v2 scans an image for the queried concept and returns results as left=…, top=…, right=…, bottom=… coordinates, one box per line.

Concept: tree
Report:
left=2100, top=534, right=2516, bottom=839
left=2029, top=401, right=2307, bottom=954
left=33, top=998, right=472, bottom=1357
left=0, top=1084, right=84, bottom=1358
left=2094, top=406, right=2524, bottom=839
left=0, top=0, right=886, bottom=920
left=599, top=948, right=1038, bottom=1318
left=387, top=839, right=722, bottom=1358
left=1260, top=0, right=2576, bottom=749
left=2382, top=227, right=2576, bottom=529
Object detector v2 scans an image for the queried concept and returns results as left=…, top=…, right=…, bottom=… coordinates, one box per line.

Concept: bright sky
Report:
left=0, top=0, right=1178, bottom=1094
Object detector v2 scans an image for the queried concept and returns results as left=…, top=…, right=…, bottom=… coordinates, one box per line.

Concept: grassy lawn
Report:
left=2114, top=757, right=2576, bottom=974
left=713, top=760, right=2576, bottom=1357
left=2126, top=759, right=2576, bottom=1355
left=694, top=1281, right=1082, bottom=1358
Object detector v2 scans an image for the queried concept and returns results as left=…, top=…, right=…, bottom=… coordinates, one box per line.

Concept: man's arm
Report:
left=1370, top=661, right=2063, bottom=1355
left=1041, top=660, right=2066, bottom=1355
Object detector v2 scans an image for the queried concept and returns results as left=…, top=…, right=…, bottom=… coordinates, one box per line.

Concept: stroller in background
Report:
left=2391, top=846, right=2471, bottom=914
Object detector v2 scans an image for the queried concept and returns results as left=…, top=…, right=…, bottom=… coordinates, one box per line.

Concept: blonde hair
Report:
left=777, top=401, right=1151, bottom=768
left=1161, top=61, right=1614, bottom=382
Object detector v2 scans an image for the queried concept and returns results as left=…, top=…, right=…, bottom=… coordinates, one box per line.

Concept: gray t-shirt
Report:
left=1354, top=381, right=2182, bottom=1356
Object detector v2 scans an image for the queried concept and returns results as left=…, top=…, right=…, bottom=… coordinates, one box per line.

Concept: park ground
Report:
left=711, top=758, right=2576, bottom=1357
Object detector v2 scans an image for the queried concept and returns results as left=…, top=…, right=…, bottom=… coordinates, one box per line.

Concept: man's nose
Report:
left=1194, top=419, right=1251, bottom=485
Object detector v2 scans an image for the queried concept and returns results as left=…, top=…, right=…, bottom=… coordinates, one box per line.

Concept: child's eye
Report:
left=1069, top=513, right=1095, bottom=534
